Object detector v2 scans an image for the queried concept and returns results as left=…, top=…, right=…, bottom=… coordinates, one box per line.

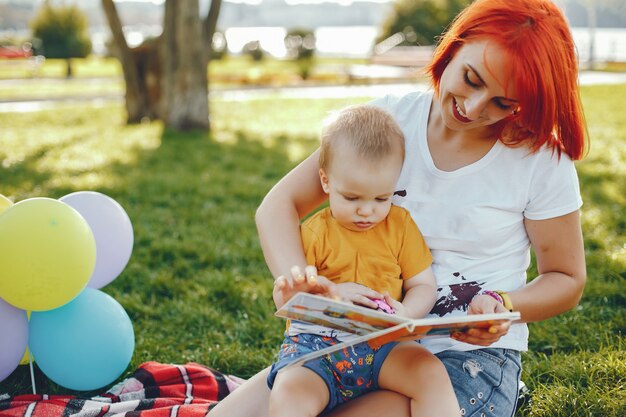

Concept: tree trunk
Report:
left=102, top=0, right=221, bottom=131
left=101, top=0, right=154, bottom=123
left=202, top=0, right=222, bottom=129
left=161, top=0, right=209, bottom=131
left=65, top=58, right=72, bottom=78
left=203, top=0, right=222, bottom=69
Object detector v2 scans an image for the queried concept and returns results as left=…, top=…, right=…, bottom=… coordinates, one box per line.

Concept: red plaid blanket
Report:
left=0, top=362, right=245, bottom=417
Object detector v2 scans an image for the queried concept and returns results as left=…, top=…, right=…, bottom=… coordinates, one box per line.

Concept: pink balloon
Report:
left=60, top=192, right=133, bottom=289
left=0, top=297, right=28, bottom=382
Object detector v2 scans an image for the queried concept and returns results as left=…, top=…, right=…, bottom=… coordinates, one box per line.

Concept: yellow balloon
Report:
left=19, top=347, right=33, bottom=365
left=0, top=194, right=13, bottom=214
left=0, top=198, right=96, bottom=311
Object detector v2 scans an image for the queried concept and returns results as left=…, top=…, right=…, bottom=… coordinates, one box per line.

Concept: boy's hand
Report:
left=335, top=283, right=382, bottom=309
left=382, top=293, right=406, bottom=316
left=273, top=265, right=336, bottom=309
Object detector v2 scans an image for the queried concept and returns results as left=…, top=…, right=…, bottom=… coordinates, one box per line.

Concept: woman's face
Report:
left=437, top=40, right=520, bottom=131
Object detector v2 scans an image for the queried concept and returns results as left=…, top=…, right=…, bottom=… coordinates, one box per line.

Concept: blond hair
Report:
left=319, top=105, right=405, bottom=171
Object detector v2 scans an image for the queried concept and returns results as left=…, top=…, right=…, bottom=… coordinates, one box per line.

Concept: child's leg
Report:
left=378, top=342, right=460, bottom=417
left=269, top=366, right=330, bottom=417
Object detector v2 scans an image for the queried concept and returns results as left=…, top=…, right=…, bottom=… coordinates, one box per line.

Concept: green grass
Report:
left=0, top=84, right=625, bottom=416
left=0, top=78, right=124, bottom=100
left=0, top=56, right=122, bottom=79
left=0, top=55, right=417, bottom=101
left=0, top=55, right=369, bottom=81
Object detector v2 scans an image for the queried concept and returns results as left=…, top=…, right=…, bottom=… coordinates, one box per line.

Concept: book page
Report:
left=276, top=292, right=521, bottom=366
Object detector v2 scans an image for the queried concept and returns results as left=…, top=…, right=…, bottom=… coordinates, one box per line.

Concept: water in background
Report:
left=225, top=26, right=379, bottom=58
left=571, top=27, right=626, bottom=62
left=222, top=26, right=626, bottom=62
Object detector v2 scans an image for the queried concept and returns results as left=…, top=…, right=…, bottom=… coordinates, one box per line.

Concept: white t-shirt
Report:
left=372, top=90, right=583, bottom=353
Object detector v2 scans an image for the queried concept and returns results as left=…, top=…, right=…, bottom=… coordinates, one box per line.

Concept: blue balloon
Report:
left=29, top=288, right=134, bottom=391
left=0, top=297, right=28, bottom=382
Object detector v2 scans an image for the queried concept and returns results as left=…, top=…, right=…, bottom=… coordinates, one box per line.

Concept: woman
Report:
left=211, top=0, right=587, bottom=416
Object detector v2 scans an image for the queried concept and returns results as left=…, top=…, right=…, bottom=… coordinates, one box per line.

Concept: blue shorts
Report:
left=436, top=348, right=522, bottom=417
left=267, top=333, right=397, bottom=413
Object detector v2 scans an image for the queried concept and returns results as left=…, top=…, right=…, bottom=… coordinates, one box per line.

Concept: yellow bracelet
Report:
left=495, top=290, right=514, bottom=312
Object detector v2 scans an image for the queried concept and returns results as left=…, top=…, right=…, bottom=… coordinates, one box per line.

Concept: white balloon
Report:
left=60, top=191, right=133, bottom=289
left=0, top=297, right=28, bottom=382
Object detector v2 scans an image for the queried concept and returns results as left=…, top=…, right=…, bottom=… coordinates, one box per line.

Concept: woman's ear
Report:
left=319, top=169, right=330, bottom=194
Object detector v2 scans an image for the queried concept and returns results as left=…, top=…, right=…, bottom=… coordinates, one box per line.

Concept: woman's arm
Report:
left=256, top=149, right=330, bottom=307
left=457, top=210, right=586, bottom=346
left=512, top=210, right=587, bottom=322
left=256, top=149, right=326, bottom=277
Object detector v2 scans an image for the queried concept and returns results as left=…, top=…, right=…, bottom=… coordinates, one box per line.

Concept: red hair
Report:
left=425, top=0, right=587, bottom=160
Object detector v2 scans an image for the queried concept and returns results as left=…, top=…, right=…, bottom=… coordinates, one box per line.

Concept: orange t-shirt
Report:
left=301, top=205, right=432, bottom=301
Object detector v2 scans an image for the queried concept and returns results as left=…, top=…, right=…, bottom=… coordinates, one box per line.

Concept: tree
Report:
left=242, top=40, right=265, bottom=62
left=30, top=2, right=92, bottom=78
left=378, top=0, right=471, bottom=46
left=284, top=28, right=316, bottom=80
left=210, top=31, right=228, bottom=60
left=102, top=0, right=222, bottom=131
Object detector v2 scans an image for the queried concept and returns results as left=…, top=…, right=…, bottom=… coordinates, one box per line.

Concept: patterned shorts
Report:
left=267, top=333, right=397, bottom=413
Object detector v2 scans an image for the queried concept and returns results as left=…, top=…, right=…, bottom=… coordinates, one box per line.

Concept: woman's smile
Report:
left=452, top=97, right=473, bottom=123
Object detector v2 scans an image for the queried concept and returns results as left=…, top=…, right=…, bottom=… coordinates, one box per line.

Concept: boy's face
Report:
left=320, top=141, right=403, bottom=232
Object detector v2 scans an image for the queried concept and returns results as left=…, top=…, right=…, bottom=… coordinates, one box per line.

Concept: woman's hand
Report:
left=273, top=265, right=336, bottom=309
left=451, top=294, right=512, bottom=346
left=335, top=283, right=383, bottom=310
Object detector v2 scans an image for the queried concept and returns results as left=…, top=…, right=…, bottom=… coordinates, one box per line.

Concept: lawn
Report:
left=0, top=56, right=395, bottom=102
left=0, top=84, right=624, bottom=417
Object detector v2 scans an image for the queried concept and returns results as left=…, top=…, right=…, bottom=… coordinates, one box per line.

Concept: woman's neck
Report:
left=426, top=97, right=498, bottom=172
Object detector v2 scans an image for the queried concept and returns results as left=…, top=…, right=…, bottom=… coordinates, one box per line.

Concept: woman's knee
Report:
left=209, top=367, right=272, bottom=417
left=269, top=368, right=329, bottom=414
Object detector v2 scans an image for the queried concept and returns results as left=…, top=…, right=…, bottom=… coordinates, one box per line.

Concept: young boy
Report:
left=267, top=105, right=460, bottom=417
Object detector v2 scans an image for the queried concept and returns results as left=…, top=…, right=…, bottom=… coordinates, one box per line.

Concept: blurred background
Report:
left=1, top=0, right=625, bottom=61
left=1, top=4, right=625, bottom=415
left=1, top=0, right=625, bottom=127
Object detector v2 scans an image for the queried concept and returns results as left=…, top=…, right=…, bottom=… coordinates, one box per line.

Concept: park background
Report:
left=0, top=0, right=625, bottom=416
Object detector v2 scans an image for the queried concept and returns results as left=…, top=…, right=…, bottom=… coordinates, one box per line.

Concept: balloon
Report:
left=0, top=297, right=28, bottom=382
left=0, top=198, right=96, bottom=311
left=0, top=194, right=13, bottom=214
left=19, top=311, right=33, bottom=365
left=19, top=348, right=32, bottom=366
left=60, top=192, right=133, bottom=289
left=29, top=288, right=135, bottom=391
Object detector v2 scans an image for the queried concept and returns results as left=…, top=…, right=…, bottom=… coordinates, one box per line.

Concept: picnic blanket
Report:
left=0, top=362, right=245, bottom=417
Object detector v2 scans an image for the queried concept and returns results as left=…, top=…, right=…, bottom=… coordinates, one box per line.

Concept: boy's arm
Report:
left=384, top=266, right=437, bottom=319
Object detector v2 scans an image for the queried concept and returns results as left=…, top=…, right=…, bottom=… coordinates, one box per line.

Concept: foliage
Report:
left=29, top=3, right=92, bottom=60
left=284, top=28, right=315, bottom=60
left=284, top=28, right=316, bottom=79
left=0, top=84, right=625, bottom=416
left=377, top=0, right=472, bottom=46
left=210, top=30, right=228, bottom=60
left=242, top=40, right=265, bottom=62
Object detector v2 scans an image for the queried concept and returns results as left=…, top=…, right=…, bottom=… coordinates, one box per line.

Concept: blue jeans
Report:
left=436, top=348, right=522, bottom=417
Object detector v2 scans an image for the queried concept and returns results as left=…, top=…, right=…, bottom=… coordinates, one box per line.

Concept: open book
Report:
left=276, top=292, right=520, bottom=368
